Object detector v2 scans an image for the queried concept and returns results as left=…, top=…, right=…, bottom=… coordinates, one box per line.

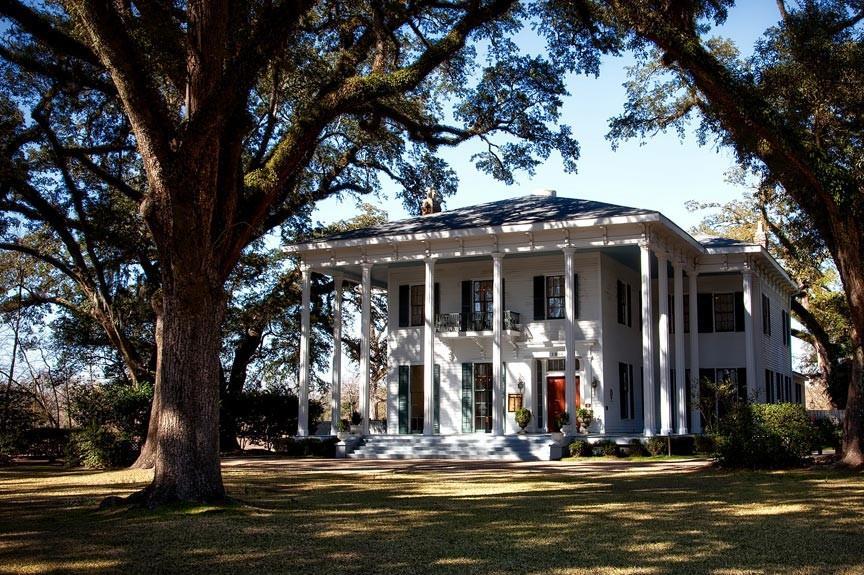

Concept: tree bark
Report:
left=140, top=279, right=226, bottom=504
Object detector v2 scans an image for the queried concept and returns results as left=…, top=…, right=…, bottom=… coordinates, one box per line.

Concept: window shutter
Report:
left=462, top=363, right=473, bottom=433
left=434, top=282, right=440, bottom=318
left=398, top=366, right=409, bottom=434
left=697, top=294, right=713, bottom=333
left=765, top=369, right=773, bottom=403
left=533, top=276, right=546, bottom=320
left=433, top=364, right=440, bottom=434
left=461, top=281, right=471, bottom=331
left=616, top=281, right=624, bottom=324
left=628, top=284, right=634, bottom=328
left=398, top=285, right=410, bottom=327
left=573, top=273, right=580, bottom=319
left=734, top=291, right=745, bottom=332
left=619, top=363, right=627, bottom=419
left=535, top=360, right=544, bottom=429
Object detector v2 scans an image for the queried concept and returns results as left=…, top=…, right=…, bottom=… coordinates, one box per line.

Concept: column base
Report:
left=660, top=428, right=673, bottom=436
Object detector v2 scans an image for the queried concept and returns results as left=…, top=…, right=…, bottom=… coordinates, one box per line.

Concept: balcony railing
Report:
left=434, top=311, right=522, bottom=333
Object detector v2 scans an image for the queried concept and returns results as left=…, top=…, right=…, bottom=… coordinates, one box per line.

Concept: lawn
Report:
left=1, top=457, right=862, bottom=575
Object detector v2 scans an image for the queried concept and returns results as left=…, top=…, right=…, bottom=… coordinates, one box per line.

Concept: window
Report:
left=619, top=362, right=635, bottom=420
left=472, top=279, right=493, bottom=330
left=617, top=280, right=632, bottom=327
left=795, top=382, right=803, bottom=404
left=714, top=293, right=736, bottom=332
left=762, top=294, right=772, bottom=336
left=547, top=358, right=565, bottom=372
left=546, top=275, right=565, bottom=319
left=781, top=310, right=791, bottom=347
left=776, top=372, right=784, bottom=402
left=409, top=285, right=425, bottom=327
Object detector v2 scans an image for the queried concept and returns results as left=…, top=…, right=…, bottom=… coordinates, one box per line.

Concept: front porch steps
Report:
left=346, top=434, right=561, bottom=461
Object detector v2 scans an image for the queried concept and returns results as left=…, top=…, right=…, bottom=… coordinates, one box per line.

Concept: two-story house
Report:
left=288, top=190, right=798, bottom=455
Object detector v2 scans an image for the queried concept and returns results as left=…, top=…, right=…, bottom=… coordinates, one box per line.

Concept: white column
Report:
left=492, top=252, right=504, bottom=435
left=423, top=257, right=436, bottom=435
left=298, top=264, right=311, bottom=437
left=742, top=266, right=756, bottom=401
left=673, top=261, right=687, bottom=434
left=359, top=262, right=372, bottom=435
left=688, top=270, right=701, bottom=433
left=330, top=274, right=343, bottom=435
left=564, top=247, right=578, bottom=420
left=658, top=252, right=672, bottom=435
left=640, top=242, right=656, bottom=436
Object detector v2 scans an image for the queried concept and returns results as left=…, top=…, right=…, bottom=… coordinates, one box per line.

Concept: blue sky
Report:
left=313, top=2, right=783, bottom=233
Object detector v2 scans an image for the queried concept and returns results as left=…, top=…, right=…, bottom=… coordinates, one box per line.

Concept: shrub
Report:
left=555, top=411, right=570, bottom=429
left=569, top=439, right=592, bottom=457
left=627, top=438, right=648, bottom=456
left=272, top=436, right=339, bottom=458
left=645, top=437, right=667, bottom=456
left=694, top=434, right=719, bottom=455
left=717, top=403, right=815, bottom=468
left=594, top=439, right=619, bottom=457
left=514, top=408, right=532, bottom=430
left=575, top=407, right=594, bottom=432
left=69, top=424, right=137, bottom=469
left=669, top=435, right=696, bottom=456
left=19, top=428, right=72, bottom=461
left=233, top=390, right=324, bottom=449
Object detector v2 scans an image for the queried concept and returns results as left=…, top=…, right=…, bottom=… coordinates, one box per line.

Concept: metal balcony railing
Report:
left=434, top=311, right=522, bottom=333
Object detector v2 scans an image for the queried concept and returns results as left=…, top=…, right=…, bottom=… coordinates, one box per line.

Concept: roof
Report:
left=315, top=194, right=654, bottom=242
left=696, top=235, right=759, bottom=249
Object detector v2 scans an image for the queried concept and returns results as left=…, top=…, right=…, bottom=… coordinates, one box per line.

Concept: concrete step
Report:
left=347, top=434, right=561, bottom=461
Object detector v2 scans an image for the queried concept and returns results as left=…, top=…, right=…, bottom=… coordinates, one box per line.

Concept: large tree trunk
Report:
left=140, top=279, right=226, bottom=504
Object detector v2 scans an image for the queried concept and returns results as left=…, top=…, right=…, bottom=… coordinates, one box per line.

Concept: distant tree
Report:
left=540, top=0, right=864, bottom=467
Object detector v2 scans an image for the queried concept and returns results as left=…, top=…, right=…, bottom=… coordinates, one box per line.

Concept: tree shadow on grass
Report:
left=0, top=460, right=862, bottom=574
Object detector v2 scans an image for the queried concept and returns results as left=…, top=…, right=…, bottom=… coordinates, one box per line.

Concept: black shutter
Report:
left=433, top=364, right=440, bottom=434
left=616, top=280, right=624, bottom=324
left=737, top=368, right=747, bottom=402
left=398, top=366, right=409, bottom=434
left=619, top=363, right=627, bottom=419
left=765, top=369, right=773, bottom=403
left=628, top=284, right=634, bottom=328
left=533, top=275, right=546, bottom=320
left=434, top=282, right=440, bottom=318
left=535, top=360, right=544, bottom=429
left=734, top=291, right=745, bottom=332
left=629, top=364, right=635, bottom=420
left=573, top=273, right=579, bottom=319
left=684, top=369, right=692, bottom=430
left=398, top=285, right=410, bottom=327
left=697, top=294, right=713, bottom=333
left=461, top=280, right=471, bottom=331
left=462, top=363, right=473, bottom=433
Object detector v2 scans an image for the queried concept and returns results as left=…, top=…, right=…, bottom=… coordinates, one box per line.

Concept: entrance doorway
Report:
left=474, top=363, right=493, bottom=432
left=547, top=376, right=565, bottom=431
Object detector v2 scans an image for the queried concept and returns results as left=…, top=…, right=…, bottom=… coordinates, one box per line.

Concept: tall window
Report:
left=617, top=280, right=632, bottom=327
left=762, top=294, right=772, bottom=336
left=410, top=285, right=425, bottom=327
left=781, top=310, right=790, bottom=347
left=473, top=279, right=493, bottom=330
left=546, top=275, right=565, bottom=319
left=714, top=293, right=736, bottom=332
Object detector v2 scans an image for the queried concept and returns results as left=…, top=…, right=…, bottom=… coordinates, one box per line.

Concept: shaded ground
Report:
left=0, top=457, right=862, bottom=574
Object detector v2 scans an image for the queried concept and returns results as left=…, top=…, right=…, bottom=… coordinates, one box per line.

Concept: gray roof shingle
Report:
left=315, top=194, right=654, bottom=242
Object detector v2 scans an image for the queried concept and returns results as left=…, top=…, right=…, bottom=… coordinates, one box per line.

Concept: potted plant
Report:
left=514, top=408, right=532, bottom=433
left=575, top=407, right=594, bottom=434
left=334, top=419, right=349, bottom=441
left=557, top=411, right=573, bottom=436
left=349, top=411, right=362, bottom=434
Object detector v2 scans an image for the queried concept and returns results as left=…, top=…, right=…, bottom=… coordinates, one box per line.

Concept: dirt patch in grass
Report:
left=0, top=458, right=862, bottom=574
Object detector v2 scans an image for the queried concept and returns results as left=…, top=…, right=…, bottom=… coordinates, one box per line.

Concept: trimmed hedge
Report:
left=272, top=436, right=339, bottom=458
left=594, top=439, right=619, bottom=457
left=627, top=438, right=648, bottom=456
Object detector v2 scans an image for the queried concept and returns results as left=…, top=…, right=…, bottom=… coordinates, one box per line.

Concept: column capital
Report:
left=638, top=238, right=652, bottom=250
left=360, top=261, right=373, bottom=271
left=424, top=255, right=438, bottom=264
left=562, top=246, right=577, bottom=255
left=491, top=251, right=505, bottom=260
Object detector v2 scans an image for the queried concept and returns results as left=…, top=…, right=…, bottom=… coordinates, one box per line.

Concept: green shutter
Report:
left=573, top=273, right=579, bottom=320
left=433, top=364, right=441, bottom=434
left=462, top=363, right=473, bottom=433
left=398, top=366, right=409, bottom=434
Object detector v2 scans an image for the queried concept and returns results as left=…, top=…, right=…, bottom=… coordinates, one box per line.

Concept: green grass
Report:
left=1, top=458, right=862, bottom=574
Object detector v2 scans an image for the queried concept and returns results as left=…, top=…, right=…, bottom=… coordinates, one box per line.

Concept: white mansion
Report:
left=290, top=190, right=799, bottom=445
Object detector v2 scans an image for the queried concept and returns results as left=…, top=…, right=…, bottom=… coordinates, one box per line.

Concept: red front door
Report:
left=547, top=377, right=566, bottom=432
